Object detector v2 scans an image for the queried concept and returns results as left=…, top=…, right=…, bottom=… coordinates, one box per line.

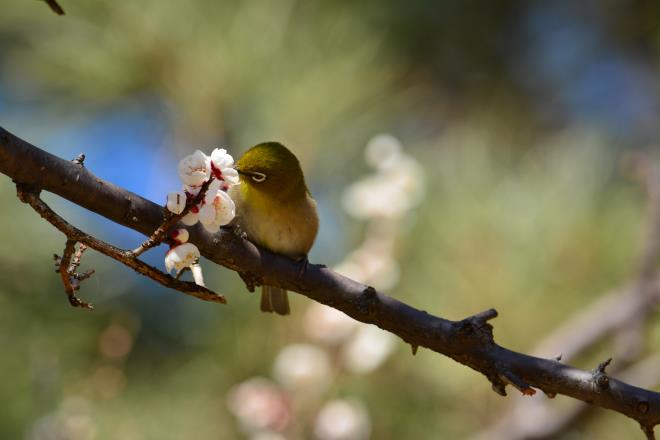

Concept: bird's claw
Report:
left=232, top=223, right=248, bottom=240
left=239, top=271, right=261, bottom=292
left=294, top=255, right=310, bottom=281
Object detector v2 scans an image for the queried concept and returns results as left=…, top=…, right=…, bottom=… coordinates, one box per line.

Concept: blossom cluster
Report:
left=164, top=148, right=238, bottom=277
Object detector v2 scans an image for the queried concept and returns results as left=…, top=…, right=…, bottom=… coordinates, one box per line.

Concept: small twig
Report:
left=593, top=358, right=613, bottom=391
left=16, top=185, right=226, bottom=305
left=71, top=153, right=85, bottom=166
left=596, top=358, right=613, bottom=374
left=642, top=424, right=656, bottom=440
left=70, top=243, right=87, bottom=272
left=455, top=308, right=498, bottom=343
left=498, top=368, right=536, bottom=396
left=56, top=239, right=92, bottom=309
left=43, top=0, right=65, bottom=15
left=131, top=177, right=214, bottom=257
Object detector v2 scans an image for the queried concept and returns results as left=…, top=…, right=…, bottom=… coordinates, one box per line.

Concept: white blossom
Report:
left=184, top=185, right=202, bottom=197
left=210, top=148, right=240, bottom=185
left=314, top=399, right=371, bottom=440
left=198, top=180, right=236, bottom=232
left=177, top=150, right=211, bottom=187
left=190, top=262, right=205, bottom=286
left=166, top=191, right=187, bottom=215
left=170, top=228, right=189, bottom=244
left=181, top=207, right=200, bottom=226
left=164, top=243, right=200, bottom=273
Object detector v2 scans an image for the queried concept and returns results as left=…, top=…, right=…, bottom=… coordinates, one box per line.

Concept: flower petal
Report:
left=221, top=168, right=240, bottom=185
left=170, top=228, right=189, bottom=244
left=204, top=180, right=223, bottom=204
left=210, top=148, right=234, bottom=170
left=198, top=203, right=216, bottom=224
left=181, top=210, right=199, bottom=226
left=184, top=185, right=202, bottom=197
left=202, top=222, right=221, bottom=233
left=164, top=243, right=200, bottom=273
left=178, top=150, right=211, bottom=187
left=166, top=191, right=187, bottom=214
left=213, top=190, right=236, bottom=225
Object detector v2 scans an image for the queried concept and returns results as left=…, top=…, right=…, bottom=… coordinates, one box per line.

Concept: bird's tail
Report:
left=261, top=285, right=290, bottom=315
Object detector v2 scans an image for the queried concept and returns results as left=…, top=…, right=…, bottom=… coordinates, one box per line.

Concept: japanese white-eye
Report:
left=230, top=142, right=319, bottom=315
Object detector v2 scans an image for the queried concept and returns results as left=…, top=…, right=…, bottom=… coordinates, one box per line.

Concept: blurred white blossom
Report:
left=164, top=243, right=200, bottom=273
left=334, top=247, right=400, bottom=291
left=250, top=432, right=288, bottom=440
left=342, top=324, right=396, bottom=374
left=365, top=133, right=402, bottom=171
left=227, top=377, right=291, bottom=434
left=28, top=396, right=97, bottom=440
left=272, top=344, right=332, bottom=394
left=336, top=134, right=424, bottom=293
left=177, top=150, right=211, bottom=187
left=304, top=303, right=358, bottom=346
left=343, top=134, right=424, bottom=220
left=314, top=399, right=371, bottom=440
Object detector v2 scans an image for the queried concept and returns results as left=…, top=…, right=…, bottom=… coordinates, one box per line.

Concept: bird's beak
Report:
left=234, top=165, right=245, bottom=176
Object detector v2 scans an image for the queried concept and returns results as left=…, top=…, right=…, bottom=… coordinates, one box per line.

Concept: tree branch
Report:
left=1, top=126, right=659, bottom=437
left=16, top=183, right=226, bottom=305
left=474, top=154, right=660, bottom=439
left=54, top=238, right=94, bottom=308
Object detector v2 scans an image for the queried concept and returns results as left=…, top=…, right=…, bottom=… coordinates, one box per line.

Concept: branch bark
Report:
left=1, top=126, right=659, bottom=437
left=16, top=186, right=226, bottom=305
left=473, top=154, right=660, bottom=439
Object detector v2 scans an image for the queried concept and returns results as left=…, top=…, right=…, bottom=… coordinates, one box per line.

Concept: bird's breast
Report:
left=231, top=185, right=318, bottom=258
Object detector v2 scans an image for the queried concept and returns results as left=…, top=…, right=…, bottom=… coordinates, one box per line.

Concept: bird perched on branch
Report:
left=230, top=142, right=319, bottom=315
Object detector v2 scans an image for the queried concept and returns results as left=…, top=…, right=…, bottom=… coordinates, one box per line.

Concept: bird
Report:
left=229, top=142, right=319, bottom=315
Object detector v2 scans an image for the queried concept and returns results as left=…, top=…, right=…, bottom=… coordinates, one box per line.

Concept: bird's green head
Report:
left=235, top=142, right=309, bottom=200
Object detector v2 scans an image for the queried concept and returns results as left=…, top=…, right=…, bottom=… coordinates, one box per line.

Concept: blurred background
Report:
left=1, top=0, right=660, bottom=438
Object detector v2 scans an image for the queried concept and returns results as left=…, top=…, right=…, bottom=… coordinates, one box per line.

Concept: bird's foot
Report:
left=294, top=255, right=310, bottom=281
left=239, top=271, right=261, bottom=293
left=228, top=223, right=247, bottom=240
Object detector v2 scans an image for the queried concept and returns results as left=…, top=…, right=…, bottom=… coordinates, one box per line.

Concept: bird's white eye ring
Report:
left=251, top=172, right=267, bottom=183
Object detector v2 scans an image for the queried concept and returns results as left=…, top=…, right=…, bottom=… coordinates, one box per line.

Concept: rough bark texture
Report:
left=1, top=126, right=658, bottom=437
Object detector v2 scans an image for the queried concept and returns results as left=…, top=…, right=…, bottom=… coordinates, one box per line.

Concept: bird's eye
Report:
left=251, top=172, right=267, bottom=183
